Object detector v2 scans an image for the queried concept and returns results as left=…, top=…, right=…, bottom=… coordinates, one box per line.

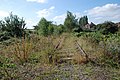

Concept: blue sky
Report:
left=0, top=0, right=120, bottom=29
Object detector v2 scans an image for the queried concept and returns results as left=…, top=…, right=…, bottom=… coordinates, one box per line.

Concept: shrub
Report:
left=0, top=31, right=10, bottom=41
left=0, top=13, right=26, bottom=37
left=11, top=37, right=33, bottom=64
left=96, top=21, right=118, bottom=34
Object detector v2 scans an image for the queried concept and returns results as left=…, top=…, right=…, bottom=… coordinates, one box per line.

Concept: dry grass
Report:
left=4, top=37, right=33, bottom=64
left=73, top=54, right=87, bottom=64
left=77, top=37, right=105, bottom=61
left=0, top=33, right=120, bottom=79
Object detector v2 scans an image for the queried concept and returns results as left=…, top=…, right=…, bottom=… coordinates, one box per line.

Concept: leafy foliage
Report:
left=79, top=16, right=88, bottom=27
left=0, top=13, right=26, bottom=37
left=53, top=24, right=65, bottom=35
left=0, top=31, right=10, bottom=41
left=76, top=31, right=120, bottom=68
left=64, top=11, right=78, bottom=32
left=36, top=18, right=65, bottom=36
left=37, top=18, right=50, bottom=36
left=96, top=21, right=118, bottom=34
left=48, top=24, right=54, bottom=35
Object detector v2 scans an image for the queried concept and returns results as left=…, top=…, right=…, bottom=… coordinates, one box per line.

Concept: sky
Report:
left=0, top=0, right=120, bottom=29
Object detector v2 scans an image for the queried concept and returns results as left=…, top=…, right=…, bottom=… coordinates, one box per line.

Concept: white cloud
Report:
left=26, top=0, right=47, bottom=3
left=73, top=12, right=81, bottom=18
left=36, top=6, right=55, bottom=18
left=53, top=14, right=66, bottom=24
left=49, top=6, right=55, bottom=10
left=0, top=11, right=9, bottom=18
left=53, top=12, right=81, bottom=24
left=26, top=19, right=38, bottom=29
left=86, top=3, right=120, bottom=23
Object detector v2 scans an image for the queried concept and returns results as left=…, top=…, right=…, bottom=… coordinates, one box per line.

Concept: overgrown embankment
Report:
left=0, top=33, right=120, bottom=80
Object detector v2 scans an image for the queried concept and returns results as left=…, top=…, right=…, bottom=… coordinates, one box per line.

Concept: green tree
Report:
left=48, top=24, right=54, bottom=35
left=64, top=11, right=78, bottom=32
left=37, top=18, right=49, bottom=36
left=79, top=16, right=88, bottom=27
left=33, top=25, right=39, bottom=30
left=0, top=20, right=5, bottom=31
left=37, top=18, right=54, bottom=36
left=58, top=24, right=66, bottom=32
left=53, top=25, right=62, bottom=35
left=0, top=13, right=26, bottom=37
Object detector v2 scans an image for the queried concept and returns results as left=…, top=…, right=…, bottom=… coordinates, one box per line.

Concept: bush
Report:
left=77, top=32, right=104, bottom=43
left=96, top=21, right=118, bottom=34
left=0, top=31, right=10, bottom=41
left=0, top=13, right=26, bottom=38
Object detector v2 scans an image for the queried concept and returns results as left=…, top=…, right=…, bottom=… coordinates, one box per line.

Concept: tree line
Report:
left=0, top=11, right=119, bottom=41
left=35, top=11, right=118, bottom=36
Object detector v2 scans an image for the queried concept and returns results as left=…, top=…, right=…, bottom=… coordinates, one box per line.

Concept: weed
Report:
left=11, top=36, right=33, bottom=64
